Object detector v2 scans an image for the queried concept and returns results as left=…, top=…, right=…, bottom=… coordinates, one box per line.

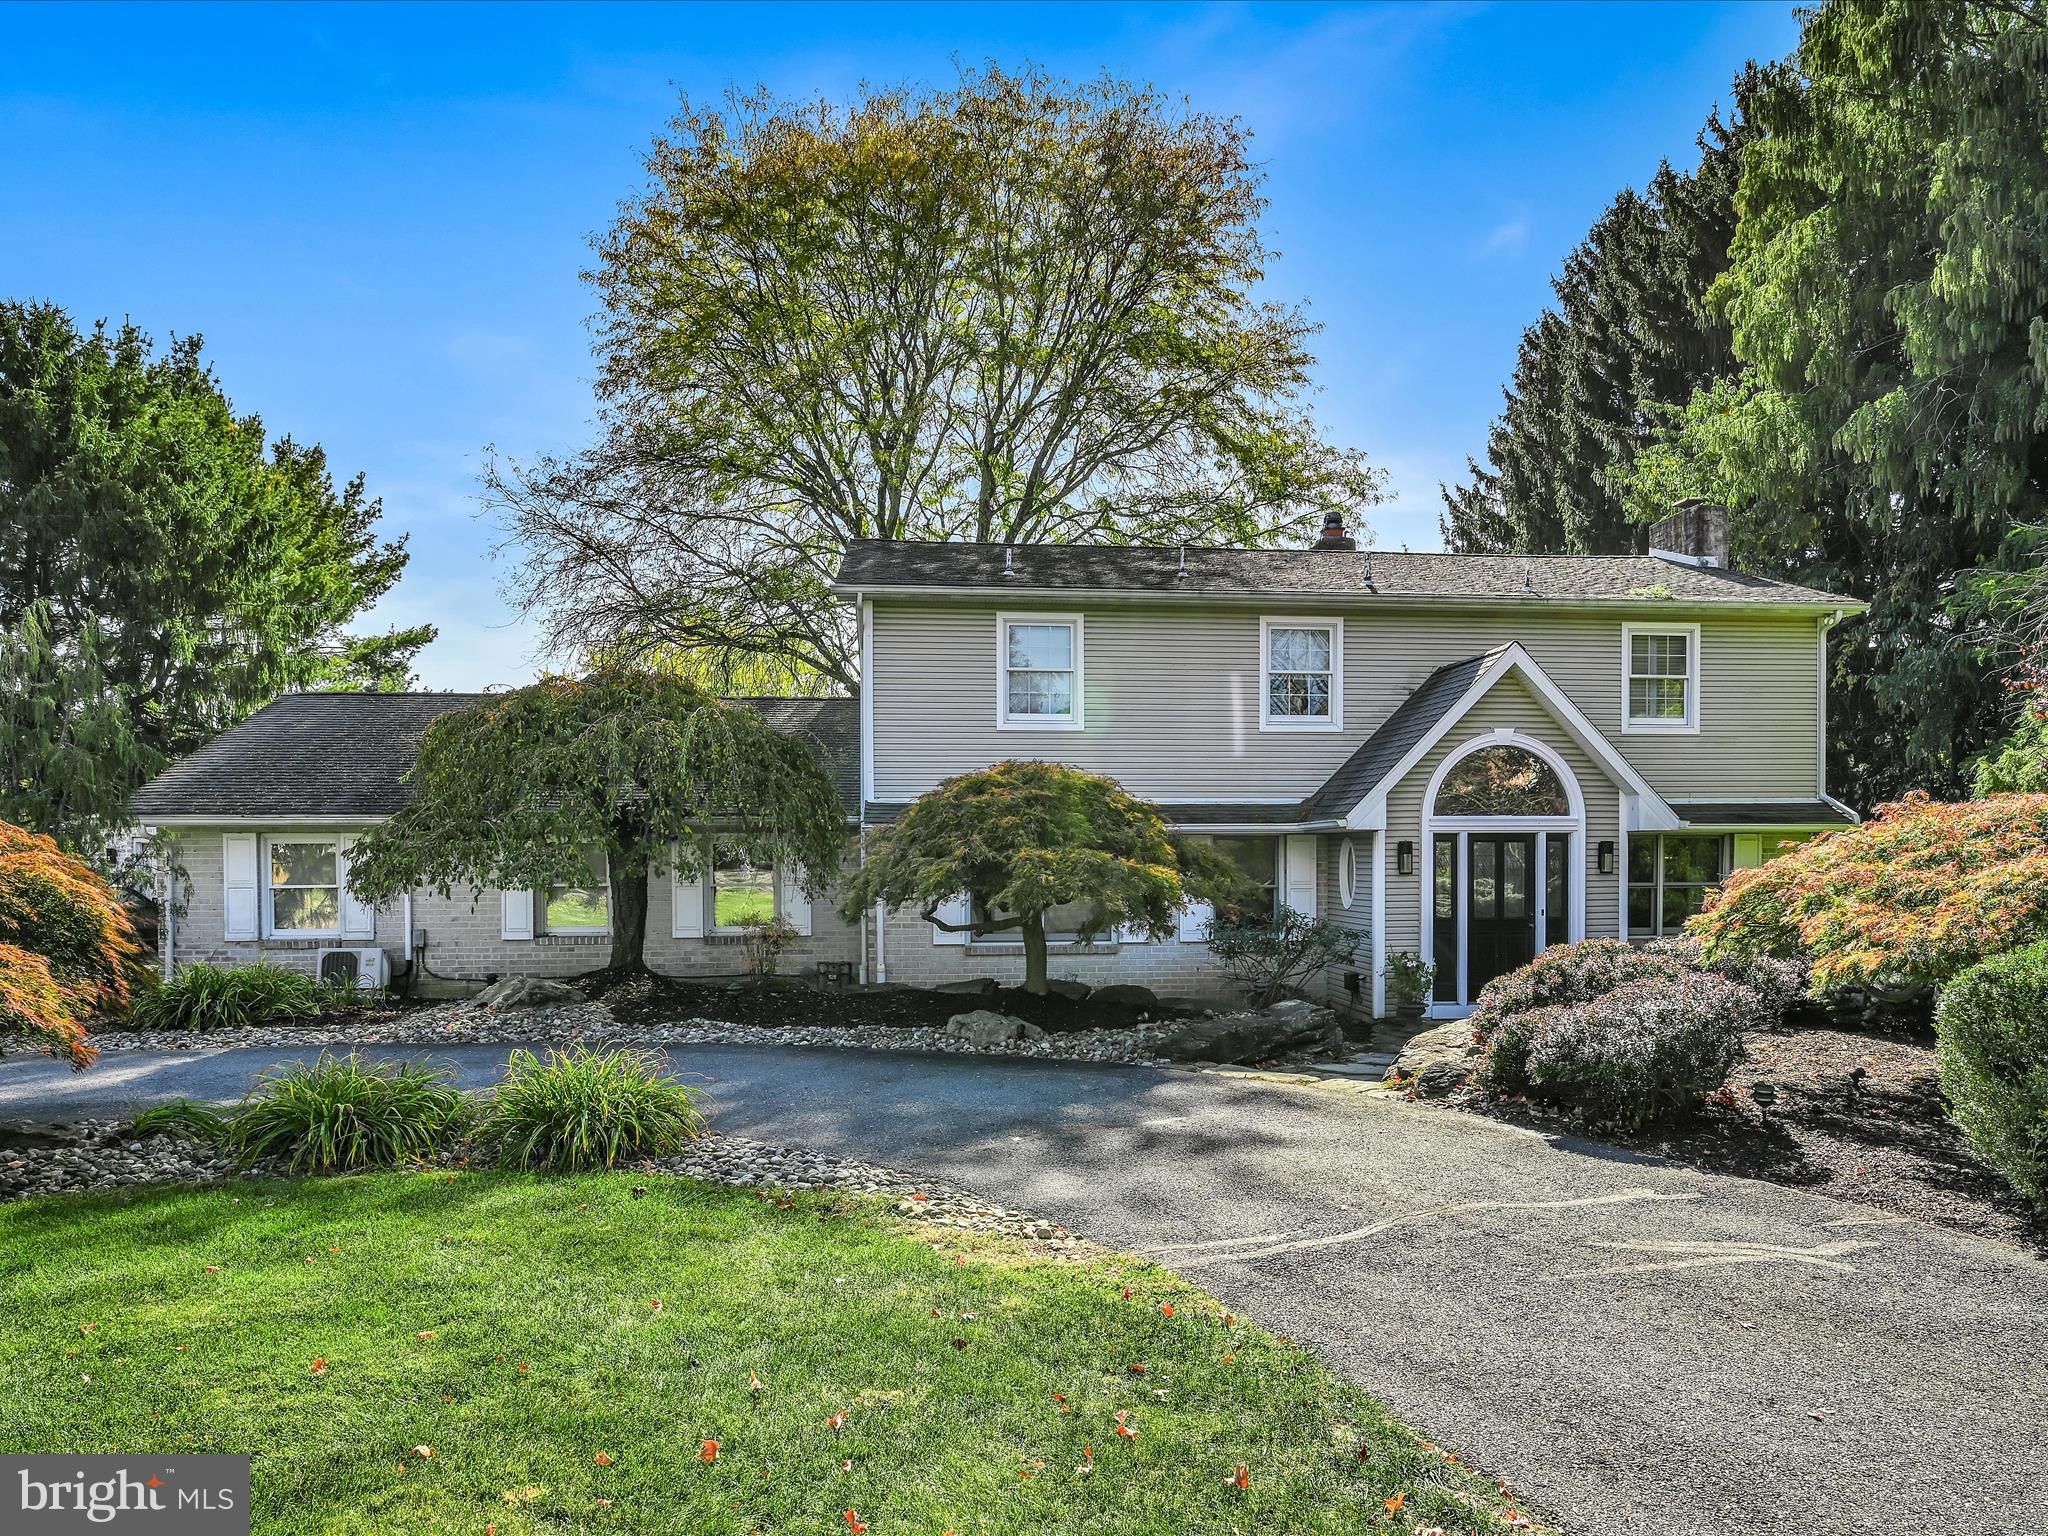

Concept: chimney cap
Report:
left=1314, top=509, right=1358, bottom=552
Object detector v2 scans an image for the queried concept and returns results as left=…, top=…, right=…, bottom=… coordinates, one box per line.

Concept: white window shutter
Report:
left=1177, top=899, right=1213, bottom=944
left=500, top=889, right=534, bottom=941
left=1284, top=835, right=1318, bottom=920
left=779, top=863, right=812, bottom=937
left=671, top=844, right=705, bottom=939
left=336, top=838, right=375, bottom=940
left=1114, top=920, right=1147, bottom=945
left=222, top=833, right=259, bottom=941
left=930, top=892, right=970, bottom=946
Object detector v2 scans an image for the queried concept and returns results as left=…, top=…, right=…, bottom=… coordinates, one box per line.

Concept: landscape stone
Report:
left=470, top=976, right=588, bottom=1011
left=942, top=1010, right=1048, bottom=1048
left=934, top=978, right=999, bottom=997
left=1385, top=1019, right=1483, bottom=1097
left=1045, top=979, right=1092, bottom=1001
left=1154, top=1004, right=1345, bottom=1065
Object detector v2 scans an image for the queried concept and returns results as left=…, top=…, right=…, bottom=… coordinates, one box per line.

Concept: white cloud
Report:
left=1476, top=215, right=1530, bottom=262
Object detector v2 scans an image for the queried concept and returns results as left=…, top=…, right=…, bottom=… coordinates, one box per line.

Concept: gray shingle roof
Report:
left=1300, top=650, right=1502, bottom=821
left=832, top=540, right=1860, bottom=608
left=1672, top=800, right=1855, bottom=827
left=862, top=800, right=1306, bottom=828
left=130, top=692, right=862, bottom=820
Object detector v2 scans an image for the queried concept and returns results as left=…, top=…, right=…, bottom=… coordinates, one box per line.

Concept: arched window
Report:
left=1433, top=745, right=1569, bottom=818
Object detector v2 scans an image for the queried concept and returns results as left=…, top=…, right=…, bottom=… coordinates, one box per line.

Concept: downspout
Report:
left=160, top=866, right=177, bottom=982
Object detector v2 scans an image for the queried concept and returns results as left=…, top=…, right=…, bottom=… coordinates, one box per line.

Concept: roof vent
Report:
left=1522, top=562, right=1536, bottom=595
left=1649, top=498, right=1730, bottom=568
left=1175, top=546, right=1188, bottom=581
left=999, top=546, right=1015, bottom=580
left=1360, top=550, right=1375, bottom=592
left=1313, top=509, right=1357, bottom=552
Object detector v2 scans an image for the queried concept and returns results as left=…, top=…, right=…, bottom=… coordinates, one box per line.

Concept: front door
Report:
left=1466, top=834, right=1537, bottom=995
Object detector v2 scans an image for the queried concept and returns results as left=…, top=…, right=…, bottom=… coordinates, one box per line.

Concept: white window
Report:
left=1627, top=834, right=1726, bottom=937
left=544, top=847, right=610, bottom=934
left=1260, top=618, right=1342, bottom=730
left=1339, top=838, right=1358, bottom=909
left=997, top=613, right=1083, bottom=729
left=710, top=841, right=777, bottom=932
left=266, top=837, right=342, bottom=936
left=1622, top=623, right=1700, bottom=732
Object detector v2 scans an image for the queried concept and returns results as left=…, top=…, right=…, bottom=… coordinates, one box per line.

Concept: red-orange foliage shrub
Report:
left=0, top=820, right=138, bottom=1066
left=1690, top=793, right=2048, bottom=997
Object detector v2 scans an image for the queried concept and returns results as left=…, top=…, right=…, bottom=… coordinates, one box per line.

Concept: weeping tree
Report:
left=346, top=671, right=846, bottom=980
left=840, top=761, right=1248, bottom=995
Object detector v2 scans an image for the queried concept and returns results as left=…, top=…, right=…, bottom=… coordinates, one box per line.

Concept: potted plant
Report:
left=1382, top=952, right=1435, bottom=1021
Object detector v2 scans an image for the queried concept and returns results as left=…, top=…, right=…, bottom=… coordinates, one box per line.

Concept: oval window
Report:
left=1339, top=838, right=1358, bottom=908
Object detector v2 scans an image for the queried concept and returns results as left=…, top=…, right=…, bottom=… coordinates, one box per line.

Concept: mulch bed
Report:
left=587, top=973, right=1185, bottom=1034
left=1463, top=1024, right=2048, bottom=1255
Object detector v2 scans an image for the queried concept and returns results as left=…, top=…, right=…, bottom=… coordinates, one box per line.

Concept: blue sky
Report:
left=1, top=1, right=1802, bottom=691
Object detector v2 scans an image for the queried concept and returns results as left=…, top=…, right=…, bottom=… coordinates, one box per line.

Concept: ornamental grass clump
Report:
left=131, top=1099, right=232, bottom=1147
left=226, top=1055, right=469, bottom=1172
left=1936, top=941, right=2048, bottom=1208
left=128, top=962, right=368, bottom=1031
left=477, top=1046, right=708, bottom=1172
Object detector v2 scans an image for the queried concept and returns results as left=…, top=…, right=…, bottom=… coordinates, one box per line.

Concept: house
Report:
left=131, top=511, right=1863, bottom=1017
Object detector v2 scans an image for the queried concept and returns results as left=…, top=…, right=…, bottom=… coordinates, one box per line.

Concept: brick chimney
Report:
left=1313, top=509, right=1358, bottom=552
left=1647, top=497, right=1729, bottom=568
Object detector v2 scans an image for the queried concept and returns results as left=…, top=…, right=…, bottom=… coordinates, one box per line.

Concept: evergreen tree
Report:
left=0, top=302, right=433, bottom=851
left=1626, top=0, right=2048, bottom=799
left=1442, top=81, right=1755, bottom=554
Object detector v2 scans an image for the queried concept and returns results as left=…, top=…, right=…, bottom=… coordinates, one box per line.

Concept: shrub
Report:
left=1647, top=937, right=1808, bottom=1027
left=131, top=962, right=337, bottom=1030
left=1690, top=792, right=2048, bottom=1000
left=131, top=1100, right=231, bottom=1146
left=1207, top=906, right=1358, bottom=1006
left=1472, top=938, right=1689, bottom=1025
left=0, top=819, right=139, bottom=1065
left=226, top=1054, right=468, bottom=1172
left=1936, top=942, right=2048, bottom=1207
left=738, top=913, right=800, bottom=979
left=476, top=1046, right=708, bottom=1172
left=1480, top=973, right=1751, bottom=1131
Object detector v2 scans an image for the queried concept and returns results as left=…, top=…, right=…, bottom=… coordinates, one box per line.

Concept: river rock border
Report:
left=87, top=998, right=1175, bottom=1066
left=0, top=1121, right=1084, bottom=1247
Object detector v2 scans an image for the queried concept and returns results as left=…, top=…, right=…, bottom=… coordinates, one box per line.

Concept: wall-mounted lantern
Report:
left=1396, top=840, right=1415, bottom=877
left=1597, top=840, right=1616, bottom=877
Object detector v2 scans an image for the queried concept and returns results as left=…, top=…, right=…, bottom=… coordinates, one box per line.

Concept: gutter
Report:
left=826, top=582, right=1868, bottom=617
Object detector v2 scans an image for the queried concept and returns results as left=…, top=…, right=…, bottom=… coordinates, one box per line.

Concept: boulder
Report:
left=1045, top=978, right=1092, bottom=1002
left=1384, top=1019, right=1483, bottom=1098
left=934, top=978, right=999, bottom=997
left=1091, top=983, right=1159, bottom=1010
left=943, top=1010, right=1048, bottom=1048
left=470, top=975, right=588, bottom=1011
left=1154, top=1004, right=1345, bottom=1065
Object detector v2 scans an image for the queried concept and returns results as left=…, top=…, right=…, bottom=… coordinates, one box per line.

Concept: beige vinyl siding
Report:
left=1380, top=675, right=1625, bottom=965
left=869, top=600, right=1821, bottom=806
left=1318, top=831, right=1373, bottom=1014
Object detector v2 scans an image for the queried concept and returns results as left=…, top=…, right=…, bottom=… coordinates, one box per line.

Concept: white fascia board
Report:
left=139, top=813, right=389, bottom=828
left=828, top=582, right=1868, bottom=617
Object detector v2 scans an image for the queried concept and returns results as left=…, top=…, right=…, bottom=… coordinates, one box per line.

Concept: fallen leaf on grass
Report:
left=309, top=1358, right=327, bottom=1376
left=749, top=1372, right=764, bottom=1394
left=826, top=1411, right=846, bottom=1432
left=650, top=1299, right=663, bottom=1312
left=702, top=1441, right=719, bottom=1462
left=1160, top=1303, right=1174, bottom=1318
left=1127, top=1363, right=1147, bottom=1375
left=1113, top=1411, right=1140, bottom=1440
left=1051, top=1393, right=1070, bottom=1413
left=842, top=1512, right=868, bottom=1534
left=416, top=1331, right=437, bottom=1341
left=78, top=1324, right=95, bottom=1335
left=593, top=1451, right=614, bottom=1467
left=204, top=1266, right=221, bottom=1274
left=1225, top=1464, right=1249, bottom=1491
left=1385, top=1491, right=1406, bottom=1514
left=412, top=1446, right=433, bottom=1459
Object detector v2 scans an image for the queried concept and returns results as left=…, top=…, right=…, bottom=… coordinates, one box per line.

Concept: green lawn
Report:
left=0, top=1176, right=1534, bottom=1534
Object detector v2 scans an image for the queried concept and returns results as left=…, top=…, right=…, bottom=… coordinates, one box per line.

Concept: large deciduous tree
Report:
left=0, top=301, right=432, bottom=852
left=492, top=65, right=1381, bottom=690
left=1441, top=79, right=1756, bottom=556
left=1625, top=0, right=2048, bottom=799
left=345, top=672, right=846, bottom=979
left=839, top=761, right=1247, bottom=995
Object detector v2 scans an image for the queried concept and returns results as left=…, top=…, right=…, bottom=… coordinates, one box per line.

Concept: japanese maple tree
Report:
left=0, top=819, right=139, bottom=1067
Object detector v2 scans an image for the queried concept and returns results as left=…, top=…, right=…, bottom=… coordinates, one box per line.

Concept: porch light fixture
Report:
left=1396, top=840, right=1415, bottom=876
left=1598, top=840, right=1616, bottom=876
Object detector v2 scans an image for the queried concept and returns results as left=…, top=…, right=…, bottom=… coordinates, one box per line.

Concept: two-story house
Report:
left=131, top=511, right=1862, bottom=1017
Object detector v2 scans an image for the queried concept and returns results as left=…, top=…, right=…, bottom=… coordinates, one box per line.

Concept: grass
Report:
left=0, top=1176, right=1533, bottom=1535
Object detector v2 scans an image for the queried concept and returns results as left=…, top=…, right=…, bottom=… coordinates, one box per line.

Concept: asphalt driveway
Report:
left=4, top=1042, right=2045, bottom=1535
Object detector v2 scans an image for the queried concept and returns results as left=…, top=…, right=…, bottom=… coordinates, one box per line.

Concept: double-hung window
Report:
left=267, top=838, right=342, bottom=936
left=1261, top=618, right=1341, bottom=730
left=1623, top=624, right=1700, bottom=731
left=998, top=614, right=1082, bottom=729
left=544, top=847, right=610, bottom=934
left=710, top=841, right=778, bottom=932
